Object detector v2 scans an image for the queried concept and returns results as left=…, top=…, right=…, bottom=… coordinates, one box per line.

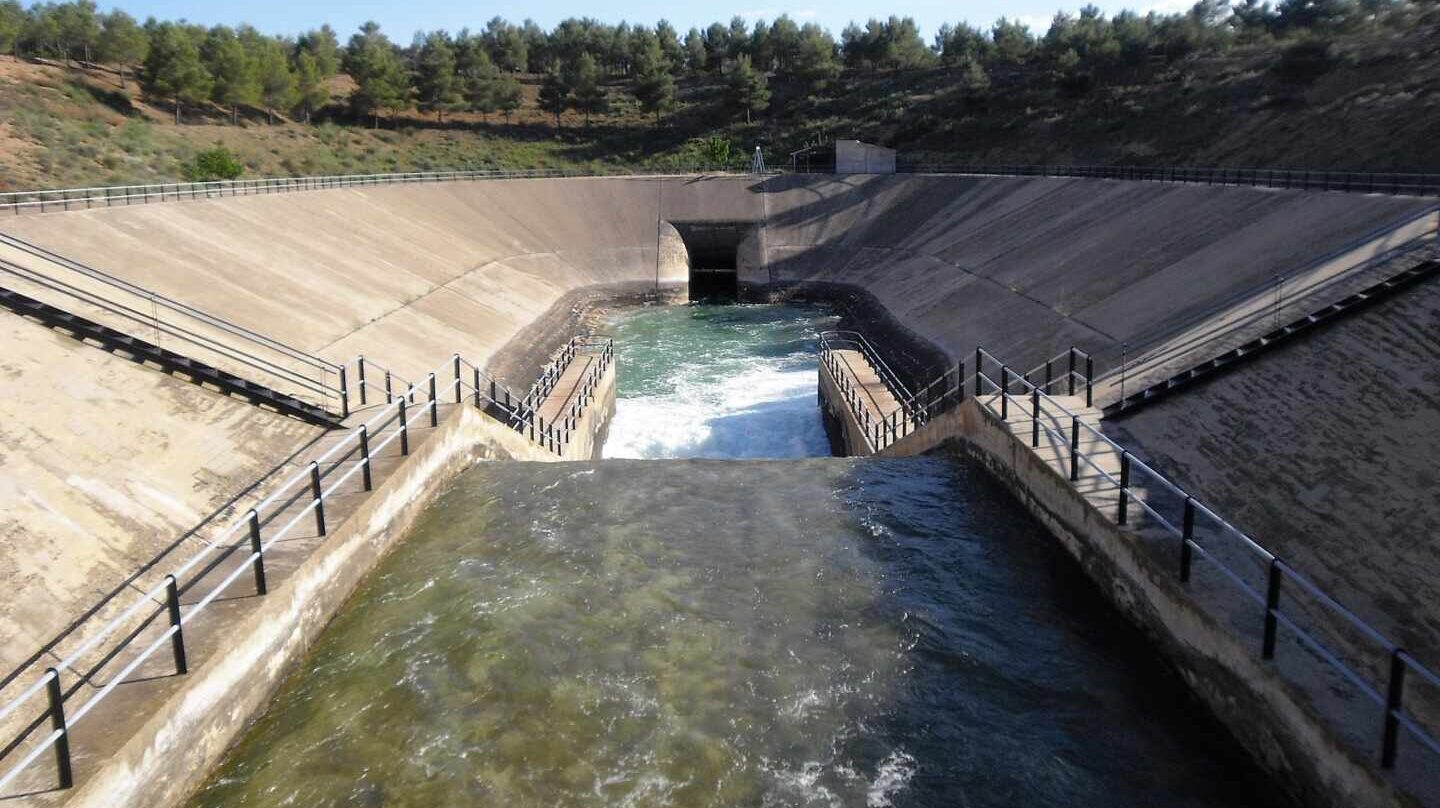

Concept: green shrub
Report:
left=181, top=146, right=245, bottom=181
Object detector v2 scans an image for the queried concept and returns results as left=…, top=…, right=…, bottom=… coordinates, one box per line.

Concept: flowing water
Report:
left=189, top=303, right=1283, bottom=807
left=602, top=304, right=836, bottom=459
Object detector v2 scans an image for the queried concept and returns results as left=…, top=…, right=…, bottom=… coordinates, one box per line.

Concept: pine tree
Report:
left=415, top=30, right=460, bottom=123
left=292, top=51, right=329, bottom=123
left=346, top=22, right=409, bottom=128
left=463, top=48, right=500, bottom=120
left=97, top=10, right=147, bottom=87
left=726, top=54, right=769, bottom=124
left=493, top=75, right=522, bottom=122
left=0, top=1, right=22, bottom=56
left=254, top=38, right=295, bottom=124
left=537, top=69, right=569, bottom=131
left=204, top=26, right=258, bottom=125
left=143, top=21, right=212, bottom=123
left=568, top=52, right=606, bottom=127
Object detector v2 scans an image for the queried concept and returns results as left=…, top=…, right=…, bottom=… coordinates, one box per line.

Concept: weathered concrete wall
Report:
left=60, top=404, right=556, bottom=808
left=1, top=177, right=765, bottom=383
left=1113, top=274, right=1440, bottom=665
left=0, top=310, right=323, bottom=677
left=762, top=174, right=1435, bottom=371
left=894, top=399, right=1405, bottom=808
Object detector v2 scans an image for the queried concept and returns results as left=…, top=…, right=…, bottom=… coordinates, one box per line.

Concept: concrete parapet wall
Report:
left=60, top=403, right=556, bottom=808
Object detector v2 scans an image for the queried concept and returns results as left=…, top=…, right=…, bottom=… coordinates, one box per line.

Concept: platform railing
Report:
left=890, top=163, right=1440, bottom=197
left=0, top=167, right=767, bottom=216
left=818, top=330, right=929, bottom=451
left=0, top=341, right=618, bottom=794
left=970, top=345, right=1440, bottom=780
left=0, top=232, right=345, bottom=417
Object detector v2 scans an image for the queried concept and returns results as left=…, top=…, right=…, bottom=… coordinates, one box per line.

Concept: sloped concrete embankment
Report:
left=762, top=173, right=1436, bottom=372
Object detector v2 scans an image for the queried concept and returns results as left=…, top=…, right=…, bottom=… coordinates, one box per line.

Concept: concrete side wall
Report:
left=63, top=404, right=554, bottom=808
left=1, top=177, right=764, bottom=383
left=0, top=310, right=323, bottom=676
left=1113, top=274, right=1440, bottom=664
left=904, top=400, right=1401, bottom=808
left=762, top=174, right=1435, bottom=370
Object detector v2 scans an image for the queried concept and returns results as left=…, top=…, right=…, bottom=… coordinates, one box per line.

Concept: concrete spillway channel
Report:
left=0, top=174, right=1438, bottom=808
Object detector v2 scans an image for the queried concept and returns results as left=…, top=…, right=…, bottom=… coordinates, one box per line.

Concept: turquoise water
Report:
left=602, top=303, right=837, bottom=459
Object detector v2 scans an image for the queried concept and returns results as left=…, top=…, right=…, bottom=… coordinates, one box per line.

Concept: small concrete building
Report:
left=835, top=140, right=896, bottom=174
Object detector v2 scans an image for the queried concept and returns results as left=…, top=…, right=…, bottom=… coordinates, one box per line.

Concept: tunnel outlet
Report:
left=670, top=221, right=755, bottom=301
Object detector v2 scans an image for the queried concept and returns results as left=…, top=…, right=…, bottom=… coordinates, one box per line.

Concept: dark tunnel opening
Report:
left=672, top=222, right=752, bottom=301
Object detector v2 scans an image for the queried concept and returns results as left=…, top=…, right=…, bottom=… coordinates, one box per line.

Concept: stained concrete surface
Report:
left=1114, top=276, right=1440, bottom=668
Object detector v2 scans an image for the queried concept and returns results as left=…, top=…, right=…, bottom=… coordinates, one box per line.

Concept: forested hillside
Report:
left=0, top=0, right=1437, bottom=189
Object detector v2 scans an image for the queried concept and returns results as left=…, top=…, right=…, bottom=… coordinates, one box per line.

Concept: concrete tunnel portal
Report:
left=670, top=221, right=755, bottom=300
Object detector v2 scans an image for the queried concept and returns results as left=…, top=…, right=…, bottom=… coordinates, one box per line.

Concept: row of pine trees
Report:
left=0, top=1, right=1434, bottom=129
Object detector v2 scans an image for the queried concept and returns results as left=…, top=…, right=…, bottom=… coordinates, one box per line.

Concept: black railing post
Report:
left=1000, top=367, right=1010, bottom=420
left=1068, top=348, right=1077, bottom=396
left=1263, top=560, right=1282, bottom=659
left=398, top=398, right=409, bottom=455
left=1070, top=416, right=1080, bottom=481
left=1382, top=651, right=1407, bottom=768
left=1031, top=389, right=1040, bottom=447
left=473, top=368, right=481, bottom=407
left=309, top=462, right=326, bottom=536
left=453, top=355, right=462, bottom=404
left=45, top=669, right=73, bottom=789
left=248, top=509, right=267, bottom=595
left=359, top=425, right=373, bottom=491
left=975, top=348, right=983, bottom=397
left=165, top=575, right=188, bottom=675
left=1086, top=356, right=1094, bottom=408
left=384, top=370, right=393, bottom=404
left=339, top=366, right=349, bottom=419
left=1045, top=360, right=1053, bottom=394
left=1117, top=452, right=1131, bottom=525
left=1180, top=498, right=1195, bottom=583
left=357, top=356, right=367, bottom=406
left=427, top=374, right=438, bottom=427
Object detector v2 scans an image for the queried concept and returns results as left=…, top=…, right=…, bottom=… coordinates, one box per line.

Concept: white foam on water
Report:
left=603, top=361, right=829, bottom=459
left=866, top=751, right=917, bottom=807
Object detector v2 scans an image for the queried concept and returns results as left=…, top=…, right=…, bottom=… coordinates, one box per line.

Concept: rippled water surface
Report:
left=191, top=458, right=1277, bottom=808
left=601, top=303, right=836, bottom=459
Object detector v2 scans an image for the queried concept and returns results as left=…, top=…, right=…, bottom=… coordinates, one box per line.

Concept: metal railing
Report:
left=0, top=342, right=617, bottom=795
left=818, top=330, right=926, bottom=451
left=818, top=339, right=1095, bottom=453
left=1092, top=206, right=1440, bottom=393
left=889, top=163, right=1440, bottom=197
left=0, top=232, right=345, bottom=417
left=969, top=345, right=1440, bottom=783
left=0, top=167, right=768, bottom=216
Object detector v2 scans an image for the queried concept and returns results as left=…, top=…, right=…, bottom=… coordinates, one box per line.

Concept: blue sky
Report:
left=100, top=0, right=1196, bottom=43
